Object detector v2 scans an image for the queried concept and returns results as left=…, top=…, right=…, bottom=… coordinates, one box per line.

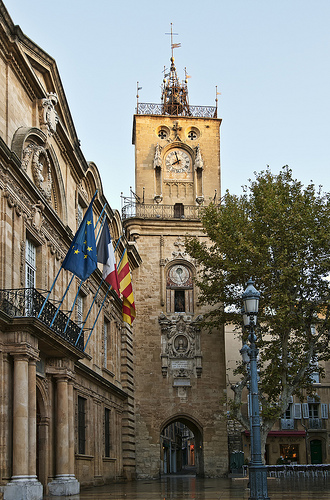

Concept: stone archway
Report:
left=160, top=415, right=204, bottom=476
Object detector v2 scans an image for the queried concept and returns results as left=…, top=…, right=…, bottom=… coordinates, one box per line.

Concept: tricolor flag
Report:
left=96, top=221, right=120, bottom=296
left=62, top=193, right=97, bottom=281
left=118, top=249, right=136, bottom=325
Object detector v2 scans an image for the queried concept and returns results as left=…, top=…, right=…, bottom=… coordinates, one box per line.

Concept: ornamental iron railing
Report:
left=0, top=288, right=84, bottom=351
left=309, top=418, right=323, bottom=429
left=280, top=418, right=296, bottom=430
left=121, top=202, right=203, bottom=221
left=136, top=102, right=217, bottom=119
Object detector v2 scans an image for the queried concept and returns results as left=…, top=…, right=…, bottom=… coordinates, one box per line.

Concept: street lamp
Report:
left=242, top=278, right=270, bottom=500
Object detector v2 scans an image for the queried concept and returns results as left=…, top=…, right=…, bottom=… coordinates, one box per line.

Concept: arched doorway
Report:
left=160, top=416, right=204, bottom=476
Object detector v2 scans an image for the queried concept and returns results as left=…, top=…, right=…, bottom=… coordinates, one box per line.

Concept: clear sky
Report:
left=3, top=0, right=330, bottom=211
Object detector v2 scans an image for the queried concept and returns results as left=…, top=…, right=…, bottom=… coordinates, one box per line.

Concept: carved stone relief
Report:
left=172, top=236, right=187, bottom=259
left=194, top=144, right=204, bottom=170
left=22, top=143, right=52, bottom=201
left=154, top=143, right=162, bottom=170
left=159, top=313, right=203, bottom=381
left=39, top=93, right=59, bottom=136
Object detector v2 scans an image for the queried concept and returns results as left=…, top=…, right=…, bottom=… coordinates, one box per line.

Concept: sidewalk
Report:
left=44, top=475, right=330, bottom=499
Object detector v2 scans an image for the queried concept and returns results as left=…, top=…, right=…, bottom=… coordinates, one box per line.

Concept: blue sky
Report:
left=4, top=0, right=330, bottom=211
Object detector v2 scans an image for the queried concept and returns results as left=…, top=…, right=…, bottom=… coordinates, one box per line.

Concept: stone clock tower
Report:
left=123, top=51, right=228, bottom=477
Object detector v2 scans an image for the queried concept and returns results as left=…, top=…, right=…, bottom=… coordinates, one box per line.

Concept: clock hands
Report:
left=172, top=151, right=181, bottom=166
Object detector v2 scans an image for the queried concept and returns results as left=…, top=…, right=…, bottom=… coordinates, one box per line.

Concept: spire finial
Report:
left=166, top=23, right=181, bottom=61
left=162, top=25, right=189, bottom=116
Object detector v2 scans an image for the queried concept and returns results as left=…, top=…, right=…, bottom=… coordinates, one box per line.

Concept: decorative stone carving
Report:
left=172, top=236, right=186, bottom=259
left=172, top=121, right=182, bottom=140
left=194, top=144, right=203, bottom=170
left=153, top=143, right=162, bottom=170
left=31, top=200, right=44, bottom=230
left=154, top=195, right=163, bottom=204
left=40, top=93, right=59, bottom=136
left=159, top=313, right=202, bottom=379
left=22, top=143, right=52, bottom=201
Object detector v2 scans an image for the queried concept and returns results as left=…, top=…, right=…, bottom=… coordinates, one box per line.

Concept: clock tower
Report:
left=123, top=49, right=228, bottom=478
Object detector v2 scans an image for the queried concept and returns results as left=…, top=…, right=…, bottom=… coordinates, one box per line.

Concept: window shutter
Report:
left=302, top=403, right=309, bottom=419
left=321, top=403, right=328, bottom=419
left=293, top=403, right=301, bottom=419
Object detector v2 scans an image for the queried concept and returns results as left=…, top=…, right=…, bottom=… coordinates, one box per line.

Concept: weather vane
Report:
left=165, top=23, right=181, bottom=59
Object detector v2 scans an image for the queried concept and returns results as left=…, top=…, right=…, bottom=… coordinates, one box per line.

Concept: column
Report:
left=28, top=359, right=37, bottom=479
left=4, top=354, right=43, bottom=500
left=68, top=379, right=75, bottom=478
left=12, top=354, right=29, bottom=479
left=56, top=375, right=69, bottom=476
left=48, top=373, right=80, bottom=496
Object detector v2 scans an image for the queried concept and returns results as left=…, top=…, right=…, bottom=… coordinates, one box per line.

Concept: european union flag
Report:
left=62, top=194, right=97, bottom=281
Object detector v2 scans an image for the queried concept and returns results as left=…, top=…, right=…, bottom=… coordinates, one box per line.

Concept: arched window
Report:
left=166, top=264, right=193, bottom=313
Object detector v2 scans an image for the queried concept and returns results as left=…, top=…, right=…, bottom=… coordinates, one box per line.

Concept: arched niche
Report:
left=165, top=260, right=195, bottom=314
left=86, top=162, right=104, bottom=199
left=11, top=127, right=67, bottom=223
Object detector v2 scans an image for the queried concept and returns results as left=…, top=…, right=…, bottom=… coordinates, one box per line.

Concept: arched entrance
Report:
left=160, top=415, right=204, bottom=476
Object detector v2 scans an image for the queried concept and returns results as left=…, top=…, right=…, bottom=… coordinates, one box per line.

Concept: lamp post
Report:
left=242, top=278, right=270, bottom=500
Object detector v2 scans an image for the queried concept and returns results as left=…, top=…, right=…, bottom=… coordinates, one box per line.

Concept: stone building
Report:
left=0, top=3, right=140, bottom=499
left=226, top=325, right=330, bottom=467
left=122, top=49, right=228, bottom=477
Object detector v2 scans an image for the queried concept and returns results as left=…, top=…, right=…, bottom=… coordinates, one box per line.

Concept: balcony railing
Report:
left=309, top=418, right=324, bottom=429
left=136, top=102, right=217, bottom=119
left=0, top=288, right=84, bottom=351
left=122, top=203, right=203, bottom=221
left=281, top=418, right=296, bottom=430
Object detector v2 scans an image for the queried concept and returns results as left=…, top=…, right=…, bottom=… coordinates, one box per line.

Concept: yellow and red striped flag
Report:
left=118, top=249, right=136, bottom=325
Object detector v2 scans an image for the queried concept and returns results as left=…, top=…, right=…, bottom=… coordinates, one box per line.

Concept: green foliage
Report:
left=186, top=167, right=330, bottom=423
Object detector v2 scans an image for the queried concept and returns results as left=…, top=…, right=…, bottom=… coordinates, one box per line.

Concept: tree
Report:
left=185, top=167, right=330, bottom=455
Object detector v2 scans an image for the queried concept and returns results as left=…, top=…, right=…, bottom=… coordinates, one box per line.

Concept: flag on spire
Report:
left=62, top=193, right=97, bottom=281
left=96, top=221, right=120, bottom=295
left=118, top=249, right=136, bottom=325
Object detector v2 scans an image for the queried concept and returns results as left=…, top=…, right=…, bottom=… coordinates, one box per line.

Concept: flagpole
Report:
left=37, top=267, right=62, bottom=319
left=95, top=203, right=107, bottom=231
left=75, top=235, right=123, bottom=347
left=49, top=274, right=75, bottom=327
left=74, top=280, right=103, bottom=345
left=95, top=214, right=106, bottom=245
left=63, top=198, right=104, bottom=337
left=64, top=280, right=83, bottom=334
left=117, top=245, right=126, bottom=268
left=83, top=284, right=112, bottom=352
left=39, top=190, right=98, bottom=320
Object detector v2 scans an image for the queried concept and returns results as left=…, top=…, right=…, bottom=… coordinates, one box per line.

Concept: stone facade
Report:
left=123, top=63, right=228, bottom=477
left=0, top=3, right=139, bottom=498
left=226, top=324, right=330, bottom=466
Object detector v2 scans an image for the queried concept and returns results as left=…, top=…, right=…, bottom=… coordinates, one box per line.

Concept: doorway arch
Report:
left=160, top=415, right=204, bottom=476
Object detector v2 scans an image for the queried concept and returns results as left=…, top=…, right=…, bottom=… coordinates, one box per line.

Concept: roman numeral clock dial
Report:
left=165, top=149, right=191, bottom=174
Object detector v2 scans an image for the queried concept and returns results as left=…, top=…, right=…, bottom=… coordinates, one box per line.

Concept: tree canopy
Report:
left=185, top=167, right=330, bottom=436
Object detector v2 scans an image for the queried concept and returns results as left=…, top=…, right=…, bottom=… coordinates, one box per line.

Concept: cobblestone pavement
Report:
left=44, top=476, right=330, bottom=499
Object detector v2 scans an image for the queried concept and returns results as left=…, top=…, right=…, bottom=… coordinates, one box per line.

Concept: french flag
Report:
left=97, top=221, right=120, bottom=295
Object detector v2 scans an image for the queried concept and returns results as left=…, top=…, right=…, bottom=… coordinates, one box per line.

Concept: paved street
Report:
left=44, top=475, right=330, bottom=499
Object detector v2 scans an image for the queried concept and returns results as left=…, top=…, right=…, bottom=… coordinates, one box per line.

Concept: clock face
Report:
left=165, top=149, right=191, bottom=174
